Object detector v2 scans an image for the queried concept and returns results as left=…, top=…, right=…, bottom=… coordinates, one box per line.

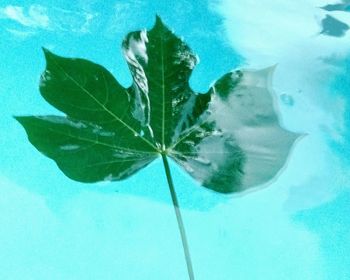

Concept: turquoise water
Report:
left=0, top=0, right=349, bottom=279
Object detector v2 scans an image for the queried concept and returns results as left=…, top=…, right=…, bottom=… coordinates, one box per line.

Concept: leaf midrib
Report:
left=161, top=33, right=166, bottom=151
left=28, top=118, right=157, bottom=156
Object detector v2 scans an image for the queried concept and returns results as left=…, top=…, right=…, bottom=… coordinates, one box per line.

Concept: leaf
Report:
left=16, top=16, right=299, bottom=193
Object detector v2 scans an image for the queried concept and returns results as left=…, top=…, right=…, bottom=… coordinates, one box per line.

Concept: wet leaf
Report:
left=16, top=16, right=299, bottom=193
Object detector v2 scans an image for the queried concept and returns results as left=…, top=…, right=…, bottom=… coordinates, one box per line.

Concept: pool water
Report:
left=0, top=1, right=349, bottom=279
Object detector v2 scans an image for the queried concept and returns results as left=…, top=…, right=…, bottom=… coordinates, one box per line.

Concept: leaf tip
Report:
left=41, top=47, right=58, bottom=62
left=268, top=63, right=278, bottom=73
left=153, top=14, right=169, bottom=31
left=13, top=115, right=22, bottom=122
left=13, top=116, right=29, bottom=130
left=155, top=14, right=163, bottom=25
left=13, top=115, right=29, bottom=125
left=42, top=47, right=51, bottom=56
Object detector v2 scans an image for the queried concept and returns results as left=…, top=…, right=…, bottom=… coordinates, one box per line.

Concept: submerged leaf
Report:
left=16, top=16, right=299, bottom=193
left=171, top=67, right=299, bottom=192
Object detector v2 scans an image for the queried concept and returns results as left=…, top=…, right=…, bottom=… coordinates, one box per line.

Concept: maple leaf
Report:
left=15, top=17, right=298, bottom=193
left=15, top=16, right=299, bottom=279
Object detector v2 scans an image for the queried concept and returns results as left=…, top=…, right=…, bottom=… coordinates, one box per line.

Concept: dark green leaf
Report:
left=15, top=115, right=157, bottom=182
left=16, top=16, right=299, bottom=193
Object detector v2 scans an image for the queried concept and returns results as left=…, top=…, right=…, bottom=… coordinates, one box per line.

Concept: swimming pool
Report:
left=0, top=1, right=349, bottom=279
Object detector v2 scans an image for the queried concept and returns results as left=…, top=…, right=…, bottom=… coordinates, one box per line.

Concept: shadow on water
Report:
left=320, top=1, right=350, bottom=37
left=320, top=15, right=349, bottom=37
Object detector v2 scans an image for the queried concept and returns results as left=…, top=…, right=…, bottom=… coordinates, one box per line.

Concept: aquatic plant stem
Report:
left=161, top=154, right=195, bottom=280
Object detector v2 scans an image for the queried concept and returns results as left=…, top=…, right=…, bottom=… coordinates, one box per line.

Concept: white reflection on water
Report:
left=216, top=0, right=350, bottom=210
left=215, top=0, right=350, bottom=278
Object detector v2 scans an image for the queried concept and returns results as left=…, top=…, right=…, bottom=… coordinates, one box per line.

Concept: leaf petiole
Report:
left=161, top=154, right=195, bottom=280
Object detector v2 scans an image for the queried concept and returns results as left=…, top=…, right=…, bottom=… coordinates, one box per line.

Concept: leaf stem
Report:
left=161, top=154, right=195, bottom=280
